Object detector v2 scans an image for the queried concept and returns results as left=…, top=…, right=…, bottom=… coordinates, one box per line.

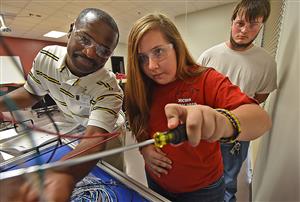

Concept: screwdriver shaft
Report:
left=0, top=139, right=155, bottom=180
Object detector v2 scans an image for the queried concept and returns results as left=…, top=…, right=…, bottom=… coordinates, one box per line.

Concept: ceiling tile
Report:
left=1, top=0, right=238, bottom=43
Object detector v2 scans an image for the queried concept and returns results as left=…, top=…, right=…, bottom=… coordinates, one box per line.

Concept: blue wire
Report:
left=71, top=175, right=118, bottom=202
left=0, top=35, right=62, bottom=198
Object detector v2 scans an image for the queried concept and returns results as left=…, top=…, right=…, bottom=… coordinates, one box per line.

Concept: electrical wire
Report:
left=0, top=38, right=128, bottom=201
left=64, top=132, right=121, bottom=160
left=0, top=36, right=60, bottom=145
left=1, top=112, right=124, bottom=170
left=0, top=139, right=78, bottom=172
left=0, top=139, right=155, bottom=181
left=0, top=112, right=123, bottom=164
left=0, top=36, right=124, bottom=166
left=38, top=99, right=62, bottom=163
left=0, top=35, right=62, bottom=201
left=1, top=113, right=121, bottom=139
left=0, top=33, right=128, bottom=201
left=1, top=95, right=47, bottom=200
left=71, top=175, right=118, bottom=202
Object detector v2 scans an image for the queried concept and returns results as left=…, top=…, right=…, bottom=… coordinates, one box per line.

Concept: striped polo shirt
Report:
left=24, top=45, right=123, bottom=133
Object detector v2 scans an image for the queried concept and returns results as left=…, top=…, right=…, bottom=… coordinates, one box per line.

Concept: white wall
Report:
left=175, top=3, right=236, bottom=59
left=108, top=3, right=236, bottom=73
left=252, top=1, right=300, bottom=201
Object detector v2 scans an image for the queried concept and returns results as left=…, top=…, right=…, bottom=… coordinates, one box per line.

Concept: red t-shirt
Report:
left=147, top=68, right=256, bottom=193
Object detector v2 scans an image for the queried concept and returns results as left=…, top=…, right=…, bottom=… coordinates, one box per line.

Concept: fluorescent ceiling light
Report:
left=43, top=31, right=67, bottom=38
left=0, top=14, right=11, bottom=32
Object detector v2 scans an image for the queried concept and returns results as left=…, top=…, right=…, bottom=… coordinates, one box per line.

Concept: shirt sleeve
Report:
left=23, top=51, right=48, bottom=96
left=197, top=50, right=210, bottom=67
left=256, top=59, right=277, bottom=94
left=203, top=68, right=258, bottom=110
left=88, top=80, right=124, bottom=133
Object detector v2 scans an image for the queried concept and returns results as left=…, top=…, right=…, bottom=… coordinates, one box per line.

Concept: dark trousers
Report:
left=146, top=171, right=225, bottom=202
left=221, top=141, right=250, bottom=202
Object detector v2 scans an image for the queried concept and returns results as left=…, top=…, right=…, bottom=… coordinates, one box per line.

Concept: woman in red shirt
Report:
left=125, top=13, right=271, bottom=202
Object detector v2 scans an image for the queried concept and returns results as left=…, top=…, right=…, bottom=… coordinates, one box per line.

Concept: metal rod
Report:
left=0, top=139, right=155, bottom=180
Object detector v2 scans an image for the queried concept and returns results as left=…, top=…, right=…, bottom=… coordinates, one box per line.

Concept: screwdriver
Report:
left=0, top=125, right=189, bottom=180
left=153, top=124, right=188, bottom=148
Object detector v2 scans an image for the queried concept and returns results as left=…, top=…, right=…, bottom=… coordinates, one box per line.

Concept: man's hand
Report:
left=0, top=170, right=76, bottom=202
left=20, top=171, right=76, bottom=202
left=140, top=144, right=172, bottom=178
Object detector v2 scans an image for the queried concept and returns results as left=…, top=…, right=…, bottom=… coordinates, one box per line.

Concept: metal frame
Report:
left=0, top=138, right=170, bottom=202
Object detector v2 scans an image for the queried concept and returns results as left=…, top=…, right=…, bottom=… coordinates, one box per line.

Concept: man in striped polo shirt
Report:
left=0, top=8, right=124, bottom=201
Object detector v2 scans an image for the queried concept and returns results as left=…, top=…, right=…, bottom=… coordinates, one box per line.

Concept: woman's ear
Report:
left=67, top=23, right=74, bottom=39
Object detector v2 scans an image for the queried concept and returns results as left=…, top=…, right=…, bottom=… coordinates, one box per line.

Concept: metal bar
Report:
left=0, top=139, right=155, bottom=180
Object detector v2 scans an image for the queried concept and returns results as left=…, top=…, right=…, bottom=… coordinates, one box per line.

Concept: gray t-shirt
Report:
left=198, top=42, right=277, bottom=98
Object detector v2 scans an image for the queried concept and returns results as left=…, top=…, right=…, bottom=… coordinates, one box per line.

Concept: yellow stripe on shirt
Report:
left=91, top=106, right=117, bottom=117
left=36, top=70, right=61, bottom=85
left=40, top=50, right=59, bottom=61
left=28, top=72, right=41, bottom=85
left=96, top=81, right=113, bottom=91
left=59, top=88, right=75, bottom=98
left=95, top=94, right=123, bottom=102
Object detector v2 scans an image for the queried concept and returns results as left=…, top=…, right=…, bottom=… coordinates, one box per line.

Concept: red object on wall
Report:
left=0, top=112, right=3, bottom=122
left=0, top=36, right=66, bottom=76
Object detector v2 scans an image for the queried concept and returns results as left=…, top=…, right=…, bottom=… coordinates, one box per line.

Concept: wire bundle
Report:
left=0, top=37, right=122, bottom=201
left=71, top=175, right=118, bottom=202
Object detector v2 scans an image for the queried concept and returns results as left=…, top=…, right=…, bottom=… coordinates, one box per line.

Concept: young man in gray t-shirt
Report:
left=198, top=1, right=277, bottom=201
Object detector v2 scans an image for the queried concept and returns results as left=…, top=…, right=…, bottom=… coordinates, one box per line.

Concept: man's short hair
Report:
left=74, top=8, right=119, bottom=44
left=231, top=0, right=271, bottom=23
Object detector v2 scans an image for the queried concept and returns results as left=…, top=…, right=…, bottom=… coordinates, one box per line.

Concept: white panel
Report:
left=0, top=56, right=25, bottom=84
left=252, top=1, right=300, bottom=201
left=175, top=3, right=236, bottom=59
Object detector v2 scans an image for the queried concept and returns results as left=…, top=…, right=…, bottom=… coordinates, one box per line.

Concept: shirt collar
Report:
left=56, top=51, right=67, bottom=71
left=59, top=58, right=108, bottom=86
left=79, top=67, right=107, bottom=86
left=56, top=53, right=80, bottom=86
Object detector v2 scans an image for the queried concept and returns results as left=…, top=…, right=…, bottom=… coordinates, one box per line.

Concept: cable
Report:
left=71, top=176, right=118, bottom=202
left=38, top=98, right=62, bottom=163
left=1, top=124, right=188, bottom=180
left=63, top=132, right=121, bottom=160
left=0, top=139, right=155, bottom=180
left=0, top=139, right=78, bottom=172
left=1, top=35, right=61, bottom=200
left=1, top=113, right=121, bottom=139
left=1, top=95, right=47, bottom=199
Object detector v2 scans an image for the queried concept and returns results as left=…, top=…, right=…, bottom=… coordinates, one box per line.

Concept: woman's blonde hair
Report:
left=125, top=13, right=205, bottom=142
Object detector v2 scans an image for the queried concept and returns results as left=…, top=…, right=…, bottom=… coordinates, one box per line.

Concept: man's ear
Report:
left=67, top=23, right=74, bottom=39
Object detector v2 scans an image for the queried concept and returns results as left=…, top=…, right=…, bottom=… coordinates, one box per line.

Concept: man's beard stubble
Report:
left=230, top=30, right=259, bottom=50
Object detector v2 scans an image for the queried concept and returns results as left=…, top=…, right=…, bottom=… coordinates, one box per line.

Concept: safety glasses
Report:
left=73, top=27, right=113, bottom=59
